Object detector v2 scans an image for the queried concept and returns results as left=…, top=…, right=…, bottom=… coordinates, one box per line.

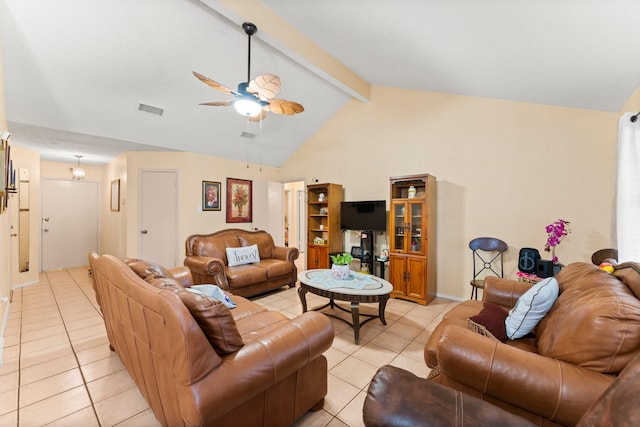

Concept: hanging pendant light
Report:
left=72, top=155, right=85, bottom=180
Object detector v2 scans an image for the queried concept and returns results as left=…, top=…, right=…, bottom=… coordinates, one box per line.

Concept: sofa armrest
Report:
left=187, top=311, right=334, bottom=422
left=483, top=276, right=532, bottom=308
left=436, top=324, right=614, bottom=426
left=272, top=245, right=299, bottom=262
left=168, top=266, right=193, bottom=287
left=364, top=365, right=536, bottom=427
left=183, top=256, right=229, bottom=289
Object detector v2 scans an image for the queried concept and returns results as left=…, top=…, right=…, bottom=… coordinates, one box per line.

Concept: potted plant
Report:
left=330, top=253, right=353, bottom=279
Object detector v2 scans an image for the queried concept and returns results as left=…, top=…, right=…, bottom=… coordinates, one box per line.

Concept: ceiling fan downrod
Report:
left=243, top=22, right=258, bottom=83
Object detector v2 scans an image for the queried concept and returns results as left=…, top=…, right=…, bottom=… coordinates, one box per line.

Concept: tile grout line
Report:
left=43, top=269, right=104, bottom=427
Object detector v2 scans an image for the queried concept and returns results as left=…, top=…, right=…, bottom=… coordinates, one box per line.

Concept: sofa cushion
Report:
left=176, top=289, right=244, bottom=355
left=124, top=258, right=173, bottom=282
left=468, top=302, right=508, bottom=341
left=239, top=233, right=274, bottom=259
left=613, top=262, right=640, bottom=299
left=226, top=244, right=260, bottom=267
left=193, top=235, right=240, bottom=265
left=505, top=277, right=558, bottom=340
left=225, top=264, right=268, bottom=288
left=537, top=266, right=640, bottom=373
left=256, top=259, right=294, bottom=279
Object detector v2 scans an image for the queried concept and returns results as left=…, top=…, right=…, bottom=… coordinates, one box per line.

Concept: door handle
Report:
left=141, top=230, right=148, bottom=234
left=43, top=229, right=49, bottom=232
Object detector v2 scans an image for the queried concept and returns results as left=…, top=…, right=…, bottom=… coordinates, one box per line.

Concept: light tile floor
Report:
left=0, top=265, right=457, bottom=426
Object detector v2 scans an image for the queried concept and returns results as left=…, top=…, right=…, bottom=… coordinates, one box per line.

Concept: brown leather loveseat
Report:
left=184, top=229, right=298, bottom=297
left=423, top=262, right=640, bottom=426
left=89, top=253, right=334, bottom=427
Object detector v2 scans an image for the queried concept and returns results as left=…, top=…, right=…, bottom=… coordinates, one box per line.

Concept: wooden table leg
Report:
left=351, top=301, right=360, bottom=344
left=378, top=298, right=388, bottom=325
left=298, top=286, right=308, bottom=312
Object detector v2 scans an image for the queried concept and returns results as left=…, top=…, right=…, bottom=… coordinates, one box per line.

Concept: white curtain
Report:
left=616, top=113, right=640, bottom=262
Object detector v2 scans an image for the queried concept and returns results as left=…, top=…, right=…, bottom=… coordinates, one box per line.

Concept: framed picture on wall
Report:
left=226, top=177, right=252, bottom=223
left=110, top=179, right=120, bottom=212
left=202, top=181, right=221, bottom=211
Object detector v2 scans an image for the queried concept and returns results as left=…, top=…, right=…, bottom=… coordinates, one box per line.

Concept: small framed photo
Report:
left=226, top=177, right=252, bottom=222
left=202, top=181, right=221, bottom=211
left=110, top=179, right=120, bottom=212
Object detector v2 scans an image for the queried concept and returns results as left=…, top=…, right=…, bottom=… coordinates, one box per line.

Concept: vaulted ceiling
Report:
left=2, top=0, right=639, bottom=166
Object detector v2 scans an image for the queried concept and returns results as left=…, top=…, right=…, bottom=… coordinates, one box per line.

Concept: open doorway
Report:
left=283, top=181, right=306, bottom=254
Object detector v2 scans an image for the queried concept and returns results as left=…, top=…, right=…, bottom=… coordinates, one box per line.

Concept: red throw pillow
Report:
left=468, top=302, right=508, bottom=342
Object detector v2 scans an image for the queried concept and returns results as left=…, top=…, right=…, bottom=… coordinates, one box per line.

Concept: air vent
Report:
left=240, top=131, right=256, bottom=139
left=138, top=103, right=164, bottom=116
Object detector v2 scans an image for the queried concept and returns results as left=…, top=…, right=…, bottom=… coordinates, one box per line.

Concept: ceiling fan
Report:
left=193, top=22, right=304, bottom=122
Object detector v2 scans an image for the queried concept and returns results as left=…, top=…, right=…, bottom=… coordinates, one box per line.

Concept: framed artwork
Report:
left=110, top=179, right=120, bottom=212
left=226, top=177, right=252, bottom=223
left=202, top=181, right=221, bottom=211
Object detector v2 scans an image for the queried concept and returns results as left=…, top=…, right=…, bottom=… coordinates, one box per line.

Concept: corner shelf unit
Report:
left=306, top=183, right=343, bottom=269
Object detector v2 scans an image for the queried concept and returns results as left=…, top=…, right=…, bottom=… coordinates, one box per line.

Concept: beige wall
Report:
left=280, top=86, right=619, bottom=299
left=9, top=146, right=40, bottom=287
left=0, top=33, right=9, bottom=343
left=119, top=151, right=279, bottom=267
left=620, top=86, right=640, bottom=113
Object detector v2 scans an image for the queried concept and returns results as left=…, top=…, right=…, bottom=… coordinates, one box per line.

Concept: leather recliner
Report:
left=363, top=349, right=640, bottom=427
left=422, top=261, right=640, bottom=426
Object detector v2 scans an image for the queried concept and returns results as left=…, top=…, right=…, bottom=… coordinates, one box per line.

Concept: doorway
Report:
left=139, top=170, right=178, bottom=268
left=283, top=181, right=306, bottom=253
left=41, top=179, right=99, bottom=270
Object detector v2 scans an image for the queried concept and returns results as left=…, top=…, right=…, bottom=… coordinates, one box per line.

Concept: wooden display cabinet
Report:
left=388, top=174, right=436, bottom=305
left=306, top=183, right=343, bottom=269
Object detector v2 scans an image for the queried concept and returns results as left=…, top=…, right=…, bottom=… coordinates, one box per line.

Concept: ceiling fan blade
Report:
left=248, top=74, right=281, bottom=100
left=199, top=101, right=233, bottom=107
left=268, top=99, right=304, bottom=115
left=192, top=71, right=236, bottom=95
left=247, top=109, right=268, bottom=122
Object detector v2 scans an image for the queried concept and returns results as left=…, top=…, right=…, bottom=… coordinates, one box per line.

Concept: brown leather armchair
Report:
left=364, top=349, right=640, bottom=427
left=423, top=262, right=640, bottom=426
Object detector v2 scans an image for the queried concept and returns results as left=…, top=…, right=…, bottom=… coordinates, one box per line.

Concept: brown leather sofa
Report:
left=89, top=253, right=333, bottom=427
left=423, top=262, right=640, bottom=426
left=363, top=350, right=640, bottom=427
left=184, top=229, right=299, bottom=297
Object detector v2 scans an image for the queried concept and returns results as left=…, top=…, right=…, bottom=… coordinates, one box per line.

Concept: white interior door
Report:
left=140, top=170, right=178, bottom=268
left=42, top=179, right=99, bottom=270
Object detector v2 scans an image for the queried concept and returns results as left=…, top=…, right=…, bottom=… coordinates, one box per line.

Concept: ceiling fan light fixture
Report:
left=234, top=98, right=263, bottom=117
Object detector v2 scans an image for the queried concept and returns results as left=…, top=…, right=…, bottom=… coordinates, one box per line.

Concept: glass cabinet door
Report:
left=409, top=201, right=423, bottom=254
left=391, top=201, right=406, bottom=252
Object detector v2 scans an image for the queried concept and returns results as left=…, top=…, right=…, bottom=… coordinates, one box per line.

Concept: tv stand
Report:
left=360, top=230, right=375, bottom=276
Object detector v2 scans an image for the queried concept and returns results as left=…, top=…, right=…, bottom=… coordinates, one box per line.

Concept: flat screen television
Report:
left=340, top=200, right=387, bottom=231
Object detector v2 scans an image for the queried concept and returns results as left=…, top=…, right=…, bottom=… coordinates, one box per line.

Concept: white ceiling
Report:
left=2, top=0, right=640, bottom=166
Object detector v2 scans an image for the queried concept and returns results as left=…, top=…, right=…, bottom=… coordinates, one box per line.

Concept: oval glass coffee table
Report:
left=298, top=269, right=393, bottom=344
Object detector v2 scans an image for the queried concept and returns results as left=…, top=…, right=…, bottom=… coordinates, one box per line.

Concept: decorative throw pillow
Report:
left=125, top=258, right=174, bottom=283
left=468, top=302, right=508, bottom=341
left=176, top=290, right=244, bottom=355
left=226, top=244, right=260, bottom=267
left=505, top=277, right=559, bottom=340
left=187, top=284, right=237, bottom=308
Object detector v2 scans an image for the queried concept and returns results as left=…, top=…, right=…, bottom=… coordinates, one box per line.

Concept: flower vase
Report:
left=331, top=264, right=351, bottom=279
